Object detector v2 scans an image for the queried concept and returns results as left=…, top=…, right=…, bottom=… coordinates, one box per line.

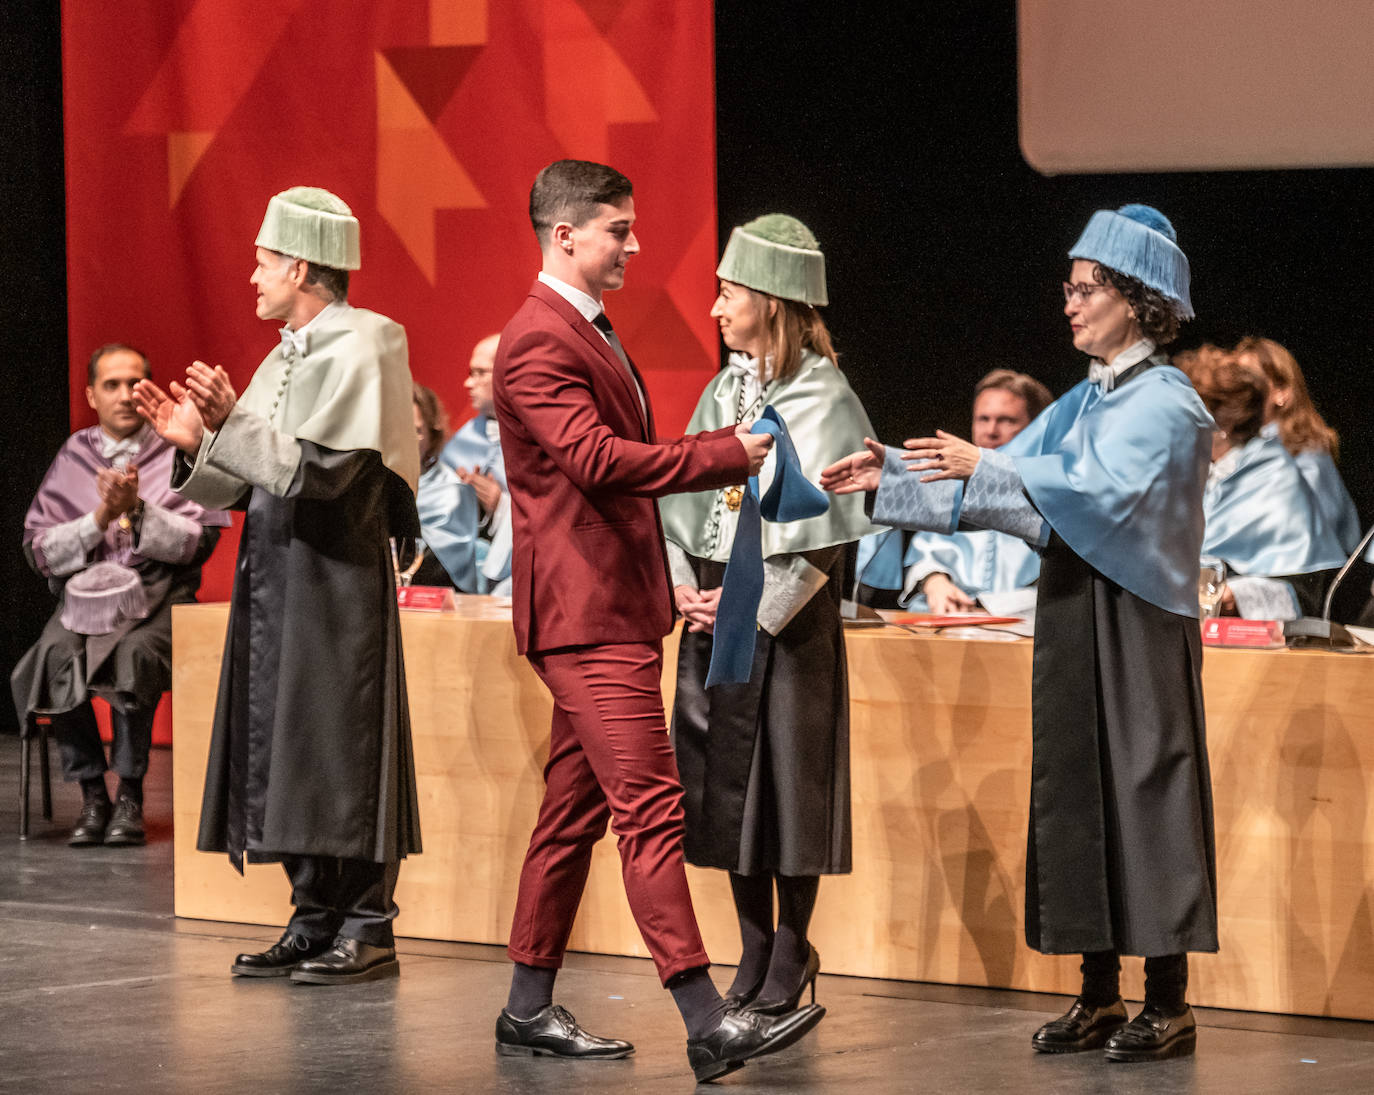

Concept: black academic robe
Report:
left=672, top=546, right=851, bottom=876
left=188, top=443, right=422, bottom=870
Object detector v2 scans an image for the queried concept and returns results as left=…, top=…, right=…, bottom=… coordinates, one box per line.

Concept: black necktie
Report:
left=591, top=312, right=646, bottom=421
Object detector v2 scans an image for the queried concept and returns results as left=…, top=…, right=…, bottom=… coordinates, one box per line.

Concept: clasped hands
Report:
left=132, top=361, right=239, bottom=455
left=94, top=464, right=139, bottom=530
left=819, top=430, right=980, bottom=494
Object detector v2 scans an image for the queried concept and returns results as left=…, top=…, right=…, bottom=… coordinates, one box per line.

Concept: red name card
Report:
left=1201, top=617, right=1284, bottom=648
left=396, top=585, right=456, bottom=612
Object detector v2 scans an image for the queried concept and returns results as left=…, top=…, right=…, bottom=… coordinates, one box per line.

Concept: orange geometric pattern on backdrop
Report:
left=62, top=0, right=720, bottom=605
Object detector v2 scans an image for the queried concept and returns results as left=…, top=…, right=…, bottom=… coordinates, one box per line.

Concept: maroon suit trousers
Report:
left=507, top=639, right=709, bottom=984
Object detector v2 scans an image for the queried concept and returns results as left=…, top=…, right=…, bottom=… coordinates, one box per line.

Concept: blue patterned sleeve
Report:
left=870, top=445, right=963, bottom=534
left=960, top=449, right=1049, bottom=547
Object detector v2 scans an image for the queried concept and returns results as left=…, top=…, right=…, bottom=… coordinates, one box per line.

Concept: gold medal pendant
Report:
left=723, top=486, right=744, bottom=511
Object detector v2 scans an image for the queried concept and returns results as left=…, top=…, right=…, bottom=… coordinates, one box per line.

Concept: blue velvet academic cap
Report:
left=1068, top=204, right=1194, bottom=320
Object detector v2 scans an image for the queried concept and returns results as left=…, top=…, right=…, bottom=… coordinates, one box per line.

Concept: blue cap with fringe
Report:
left=1068, top=204, right=1194, bottom=320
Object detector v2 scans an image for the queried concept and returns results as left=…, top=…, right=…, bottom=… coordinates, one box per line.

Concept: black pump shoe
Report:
left=723, top=969, right=768, bottom=1010
left=687, top=1003, right=825, bottom=1083
left=1104, top=1004, right=1196, bottom=1062
left=748, top=944, right=821, bottom=1016
left=231, top=932, right=334, bottom=977
left=494, top=1004, right=634, bottom=1059
left=1032, top=996, right=1129, bottom=1053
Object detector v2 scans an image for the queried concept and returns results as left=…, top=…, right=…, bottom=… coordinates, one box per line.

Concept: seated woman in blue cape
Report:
left=822, top=204, right=1217, bottom=1064
left=1237, top=337, right=1360, bottom=555
left=405, top=384, right=479, bottom=590
left=1182, top=348, right=1346, bottom=620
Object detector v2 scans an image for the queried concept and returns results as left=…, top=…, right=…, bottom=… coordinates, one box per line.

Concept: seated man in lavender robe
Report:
left=11, top=343, right=228, bottom=846
left=439, top=332, right=512, bottom=594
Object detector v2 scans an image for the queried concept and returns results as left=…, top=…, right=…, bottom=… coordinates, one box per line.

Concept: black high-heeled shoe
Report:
left=723, top=967, right=768, bottom=1009
left=747, top=944, right=820, bottom=1016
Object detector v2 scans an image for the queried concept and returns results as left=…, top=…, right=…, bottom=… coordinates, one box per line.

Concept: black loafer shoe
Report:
left=104, top=795, right=146, bottom=846
left=69, top=799, right=111, bottom=846
left=289, top=937, right=399, bottom=984
left=495, top=1004, right=635, bottom=1059
left=1104, top=1004, right=1196, bottom=1062
left=686, top=1003, right=825, bottom=1084
left=1032, top=996, right=1129, bottom=1053
left=232, top=932, right=334, bottom=977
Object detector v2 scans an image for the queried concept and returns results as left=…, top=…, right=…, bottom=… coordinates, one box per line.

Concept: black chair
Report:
left=19, top=712, right=54, bottom=839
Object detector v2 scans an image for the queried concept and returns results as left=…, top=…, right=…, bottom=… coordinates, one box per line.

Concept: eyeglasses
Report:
left=1062, top=281, right=1111, bottom=304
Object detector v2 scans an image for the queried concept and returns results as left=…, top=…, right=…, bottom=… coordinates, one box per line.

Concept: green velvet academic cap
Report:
left=255, top=186, right=361, bottom=271
left=716, top=214, right=827, bottom=306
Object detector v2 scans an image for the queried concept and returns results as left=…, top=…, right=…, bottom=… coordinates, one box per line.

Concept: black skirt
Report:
left=1026, top=533, right=1218, bottom=957
left=672, top=547, right=851, bottom=877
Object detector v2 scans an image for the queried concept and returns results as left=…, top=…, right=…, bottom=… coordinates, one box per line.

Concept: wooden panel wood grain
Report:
left=171, top=602, right=1374, bottom=1018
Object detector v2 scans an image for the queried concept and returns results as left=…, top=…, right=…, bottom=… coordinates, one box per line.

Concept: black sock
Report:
left=1079, top=949, right=1121, bottom=1006
left=1143, top=953, right=1188, bottom=1016
left=668, top=965, right=730, bottom=1040
left=80, top=776, right=109, bottom=805
left=727, top=871, right=774, bottom=999
left=758, top=874, right=819, bottom=1003
left=506, top=962, right=557, bottom=1019
left=116, top=777, right=143, bottom=806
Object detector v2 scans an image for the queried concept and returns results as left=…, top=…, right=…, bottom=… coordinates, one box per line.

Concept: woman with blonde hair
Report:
left=661, top=214, right=876, bottom=1016
left=1234, top=337, right=1359, bottom=552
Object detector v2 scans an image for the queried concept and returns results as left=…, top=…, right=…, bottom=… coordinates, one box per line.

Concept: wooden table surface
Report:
left=171, top=600, right=1374, bottom=1019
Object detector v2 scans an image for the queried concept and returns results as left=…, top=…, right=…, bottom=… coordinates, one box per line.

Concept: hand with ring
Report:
left=900, top=430, right=980, bottom=482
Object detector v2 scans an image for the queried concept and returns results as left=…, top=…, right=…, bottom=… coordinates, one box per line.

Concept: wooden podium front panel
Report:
left=171, top=603, right=1374, bottom=1019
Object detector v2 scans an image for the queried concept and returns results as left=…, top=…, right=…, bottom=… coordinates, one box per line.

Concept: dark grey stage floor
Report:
left=2, top=735, right=1372, bottom=1094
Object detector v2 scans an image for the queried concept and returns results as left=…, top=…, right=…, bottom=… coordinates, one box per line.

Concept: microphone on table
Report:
left=1282, top=522, right=1374, bottom=649
left=842, top=527, right=895, bottom=624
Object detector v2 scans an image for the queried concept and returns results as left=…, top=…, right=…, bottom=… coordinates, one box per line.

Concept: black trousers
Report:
left=281, top=855, right=401, bottom=946
left=51, top=701, right=156, bottom=783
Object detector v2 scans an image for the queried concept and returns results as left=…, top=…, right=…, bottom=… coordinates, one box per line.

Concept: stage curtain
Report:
left=62, top=0, right=720, bottom=616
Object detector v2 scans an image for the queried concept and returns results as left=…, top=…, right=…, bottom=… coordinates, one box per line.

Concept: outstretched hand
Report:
left=901, top=430, right=980, bottom=482
left=133, top=378, right=204, bottom=455
left=819, top=437, right=885, bottom=494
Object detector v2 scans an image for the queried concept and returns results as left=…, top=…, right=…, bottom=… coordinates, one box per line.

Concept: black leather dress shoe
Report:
left=231, top=932, right=334, bottom=977
left=495, top=1004, right=635, bottom=1059
left=1104, top=1004, right=1196, bottom=1062
left=687, top=1003, right=825, bottom=1083
left=290, top=937, right=399, bottom=984
left=1032, top=996, right=1129, bottom=1053
left=104, top=795, right=145, bottom=846
left=69, top=799, right=111, bottom=846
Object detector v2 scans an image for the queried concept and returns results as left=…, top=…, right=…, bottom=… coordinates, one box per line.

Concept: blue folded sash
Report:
left=705, top=405, right=829, bottom=687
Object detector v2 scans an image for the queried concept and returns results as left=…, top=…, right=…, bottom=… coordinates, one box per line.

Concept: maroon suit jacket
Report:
left=494, top=279, right=748, bottom=655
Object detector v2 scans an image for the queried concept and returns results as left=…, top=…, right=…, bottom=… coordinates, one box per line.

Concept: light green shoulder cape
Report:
left=661, top=350, right=879, bottom=559
left=237, top=304, right=420, bottom=494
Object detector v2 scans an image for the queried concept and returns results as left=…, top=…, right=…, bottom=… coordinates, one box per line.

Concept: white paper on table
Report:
left=978, top=588, right=1037, bottom=637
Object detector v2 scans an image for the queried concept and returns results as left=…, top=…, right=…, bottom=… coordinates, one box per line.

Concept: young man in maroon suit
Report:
left=491, top=160, right=825, bottom=1082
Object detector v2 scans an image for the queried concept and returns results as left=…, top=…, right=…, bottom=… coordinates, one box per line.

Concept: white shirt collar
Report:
left=538, top=271, right=603, bottom=323
left=281, top=299, right=347, bottom=356
left=1087, top=338, right=1156, bottom=391
left=99, top=423, right=150, bottom=462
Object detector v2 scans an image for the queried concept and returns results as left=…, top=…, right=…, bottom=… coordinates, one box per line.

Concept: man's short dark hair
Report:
left=87, top=343, right=151, bottom=387
left=529, top=160, right=633, bottom=248
left=303, top=262, right=349, bottom=302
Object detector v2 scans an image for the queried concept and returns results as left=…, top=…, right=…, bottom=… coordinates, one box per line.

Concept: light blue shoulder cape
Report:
left=1004, top=361, right=1213, bottom=617
left=1292, top=445, right=1360, bottom=555
left=1202, top=432, right=1347, bottom=577
left=416, top=462, right=480, bottom=590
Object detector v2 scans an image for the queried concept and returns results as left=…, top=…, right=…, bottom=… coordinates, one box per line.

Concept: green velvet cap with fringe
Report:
left=716, top=214, right=827, bottom=306
left=255, top=186, right=361, bottom=270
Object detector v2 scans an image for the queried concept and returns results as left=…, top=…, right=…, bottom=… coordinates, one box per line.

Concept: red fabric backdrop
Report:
left=62, top=0, right=720, bottom=614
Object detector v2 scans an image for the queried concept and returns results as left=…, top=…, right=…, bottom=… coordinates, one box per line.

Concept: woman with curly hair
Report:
left=824, top=204, right=1218, bottom=1063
